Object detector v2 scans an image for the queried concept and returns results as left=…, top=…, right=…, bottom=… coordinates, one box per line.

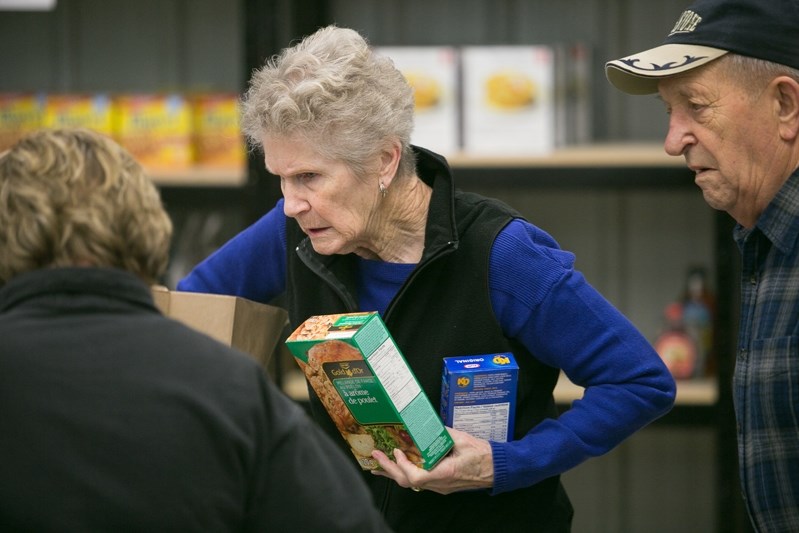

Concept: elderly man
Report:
left=605, top=0, right=799, bottom=531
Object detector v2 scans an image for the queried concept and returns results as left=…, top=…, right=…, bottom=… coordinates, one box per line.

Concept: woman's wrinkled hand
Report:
left=370, top=426, right=494, bottom=495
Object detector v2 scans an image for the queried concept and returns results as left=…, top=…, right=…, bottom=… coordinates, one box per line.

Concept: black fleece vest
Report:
left=285, top=148, right=572, bottom=532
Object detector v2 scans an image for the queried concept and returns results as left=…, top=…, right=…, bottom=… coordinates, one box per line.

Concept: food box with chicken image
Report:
left=286, top=312, right=454, bottom=471
left=441, top=353, right=519, bottom=442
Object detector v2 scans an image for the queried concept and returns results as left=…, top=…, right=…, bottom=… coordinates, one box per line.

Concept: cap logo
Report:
left=618, top=54, right=709, bottom=73
left=669, top=10, right=702, bottom=36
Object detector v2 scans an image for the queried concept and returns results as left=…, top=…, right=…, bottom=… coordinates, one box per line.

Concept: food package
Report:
left=112, top=94, right=192, bottom=168
left=286, top=312, right=454, bottom=471
left=461, top=45, right=557, bottom=155
left=151, top=287, right=287, bottom=367
left=441, top=352, right=519, bottom=442
left=190, top=93, right=246, bottom=167
left=374, top=46, right=460, bottom=156
left=0, top=93, right=44, bottom=152
left=43, top=94, right=114, bottom=136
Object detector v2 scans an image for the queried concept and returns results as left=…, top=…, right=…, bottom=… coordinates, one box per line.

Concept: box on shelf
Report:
left=286, top=312, right=454, bottom=471
left=375, top=46, right=460, bottom=156
left=0, top=93, right=44, bottom=152
left=151, top=286, right=287, bottom=367
left=461, top=45, right=557, bottom=155
left=113, top=94, right=192, bottom=169
left=43, top=94, right=113, bottom=136
left=441, top=352, right=519, bottom=442
left=190, top=93, right=246, bottom=167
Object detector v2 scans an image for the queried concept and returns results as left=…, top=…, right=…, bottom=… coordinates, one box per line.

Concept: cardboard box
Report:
left=43, top=94, right=114, bottom=135
left=286, top=312, right=454, bottom=471
left=113, top=94, right=192, bottom=169
left=0, top=93, right=44, bottom=152
left=441, top=353, right=519, bottom=442
left=374, top=46, right=460, bottom=156
left=190, top=93, right=246, bottom=167
left=461, top=45, right=557, bottom=155
left=151, top=287, right=287, bottom=367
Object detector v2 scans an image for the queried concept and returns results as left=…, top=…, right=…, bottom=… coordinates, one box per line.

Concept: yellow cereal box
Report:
left=112, top=94, right=192, bottom=169
left=43, top=94, right=114, bottom=135
left=0, top=93, right=44, bottom=151
left=191, top=93, right=245, bottom=167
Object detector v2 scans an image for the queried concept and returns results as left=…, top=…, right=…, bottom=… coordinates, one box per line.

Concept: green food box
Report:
left=286, top=312, right=454, bottom=471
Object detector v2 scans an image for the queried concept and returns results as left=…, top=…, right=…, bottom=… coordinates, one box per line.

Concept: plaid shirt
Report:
left=733, top=170, right=799, bottom=532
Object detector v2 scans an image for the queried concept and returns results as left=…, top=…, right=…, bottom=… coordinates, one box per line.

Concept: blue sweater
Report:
left=179, top=198, right=676, bottom=493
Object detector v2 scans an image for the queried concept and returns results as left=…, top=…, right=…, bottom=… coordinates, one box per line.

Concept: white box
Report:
left=461, top=45, right=556, bottom=155
left=375, top=46, right=460, bottom=156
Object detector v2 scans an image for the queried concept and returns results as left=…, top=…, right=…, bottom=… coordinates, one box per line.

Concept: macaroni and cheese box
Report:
left=190, top=93, right=246, bottom=167
left=286, top=312, right=454, bottom=471
left=43, top=94, right=114, bottom=135
left=0, top=93, right=44, bottom=151
left=112, top=94, right=192, bottom=168
left=441, top=353, right=519, bottom=442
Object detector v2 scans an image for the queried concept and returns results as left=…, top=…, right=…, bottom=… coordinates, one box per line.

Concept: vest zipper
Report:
left=295, top=243, right=359, bottom=311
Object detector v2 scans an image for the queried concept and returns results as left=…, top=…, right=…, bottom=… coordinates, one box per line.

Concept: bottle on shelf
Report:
left=654, top=301, right=698, bottom=380
left=680, top=266, right=715, bottom=378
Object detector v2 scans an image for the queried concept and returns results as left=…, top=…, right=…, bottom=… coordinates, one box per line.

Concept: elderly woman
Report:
left=178, top=25, right=676, bottom=532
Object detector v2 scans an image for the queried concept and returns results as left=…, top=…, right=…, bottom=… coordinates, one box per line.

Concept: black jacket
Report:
left=0, top=267, right=388, bottom=532
left=286, top=147, right=573, bottom=532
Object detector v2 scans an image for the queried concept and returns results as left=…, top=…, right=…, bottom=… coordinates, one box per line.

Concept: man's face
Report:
left=658, top=60, right=778, bottom=227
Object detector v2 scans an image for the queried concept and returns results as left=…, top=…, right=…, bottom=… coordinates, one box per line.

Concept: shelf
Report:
left=283, top=369, right=718, bottom=407
left=148, top=166, right=246, bottom=187
left=448, top=143, right=684, bottom=169
left=554, top=373, right=718, bottom=406
left=143, top=143, right=687, bottom=188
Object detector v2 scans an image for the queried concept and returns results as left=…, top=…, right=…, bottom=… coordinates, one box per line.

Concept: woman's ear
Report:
left=774, top=76, right=799, bottom=141
left=378, top=139, right=402, bottom=188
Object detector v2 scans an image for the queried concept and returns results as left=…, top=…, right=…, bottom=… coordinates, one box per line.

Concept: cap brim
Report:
left=605, top=44, right=728, bottom=95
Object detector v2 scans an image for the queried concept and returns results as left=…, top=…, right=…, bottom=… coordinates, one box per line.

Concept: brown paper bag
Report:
left=151, top=286, right=287, bottom=367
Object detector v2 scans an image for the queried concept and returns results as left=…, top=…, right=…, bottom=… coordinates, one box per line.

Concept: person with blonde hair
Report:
left=179, top=25, right=676, bottom=532
left=0, top=128, right=389, bottom=532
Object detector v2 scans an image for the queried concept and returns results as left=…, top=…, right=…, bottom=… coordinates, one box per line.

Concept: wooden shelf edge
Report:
left=554, top=373, right=718, bottom=406
left=145, top=143, right=684, bottom=187
left=446, top=143, right=685, bottom=169
left=149, top=166, right=247, bottom=187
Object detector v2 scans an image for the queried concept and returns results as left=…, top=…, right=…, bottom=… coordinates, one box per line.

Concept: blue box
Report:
left=440, top=353, right=519, bottom=442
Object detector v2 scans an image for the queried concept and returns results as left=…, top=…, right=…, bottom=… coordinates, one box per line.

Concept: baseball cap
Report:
left=605, top=0, right=799, bottom=95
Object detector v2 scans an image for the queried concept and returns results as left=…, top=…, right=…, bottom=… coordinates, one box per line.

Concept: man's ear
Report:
left=774, top=76, right=799, bottom=141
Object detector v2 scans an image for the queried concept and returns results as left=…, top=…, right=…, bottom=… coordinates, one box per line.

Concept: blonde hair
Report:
left=0, top=128, right=172, bottom=286
left=240, top=25, right=417, bottom=179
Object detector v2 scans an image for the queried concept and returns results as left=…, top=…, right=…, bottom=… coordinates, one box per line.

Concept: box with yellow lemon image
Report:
left=374, top=46, right=459, bottom=156
left=461, top=45, right=557, bottom=155
left=441, top=352, right=519, bottom=442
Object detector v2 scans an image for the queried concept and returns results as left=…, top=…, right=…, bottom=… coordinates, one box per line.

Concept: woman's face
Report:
left=263, top=134, right=382, bottom=256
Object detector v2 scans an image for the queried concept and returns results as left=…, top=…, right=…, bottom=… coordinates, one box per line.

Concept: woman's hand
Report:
left=370, top=426, right=494, bottom=494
